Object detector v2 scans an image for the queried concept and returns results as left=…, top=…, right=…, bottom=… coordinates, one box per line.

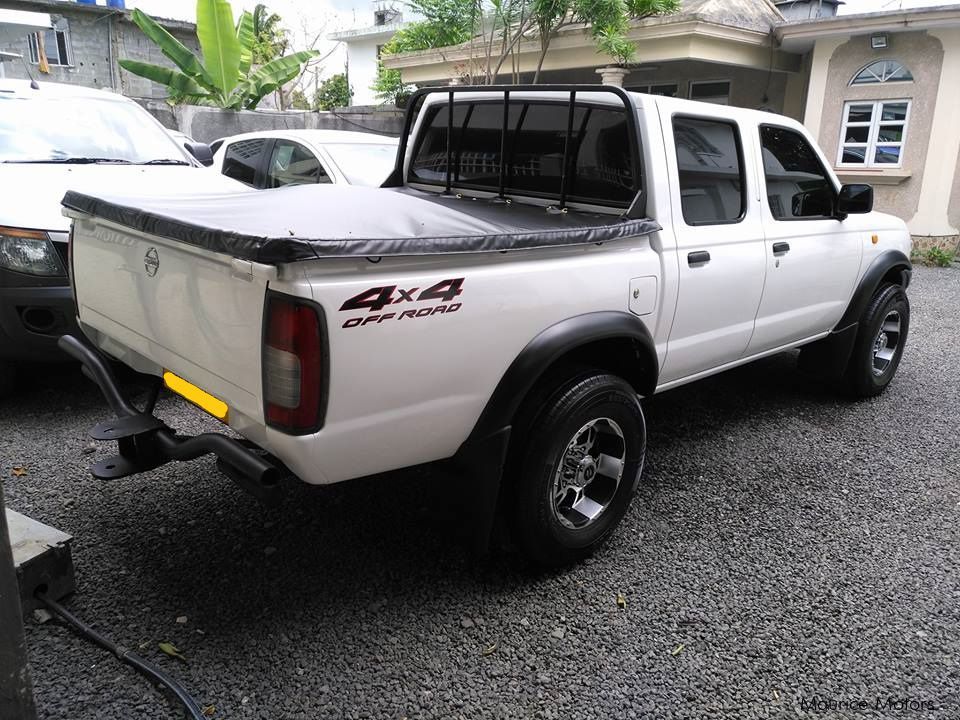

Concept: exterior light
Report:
left=871, top=33, right=889, bottom=50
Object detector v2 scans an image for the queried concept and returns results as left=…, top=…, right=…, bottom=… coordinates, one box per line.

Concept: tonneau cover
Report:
left=62, top=185, right=659, bottom=264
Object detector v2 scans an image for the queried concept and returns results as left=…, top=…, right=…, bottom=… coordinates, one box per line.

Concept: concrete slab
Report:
left=6, top=510, right=74, bottom=616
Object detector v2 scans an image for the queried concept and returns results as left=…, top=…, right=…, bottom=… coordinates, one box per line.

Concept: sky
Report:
left=128, top=0, right=951, bottom=81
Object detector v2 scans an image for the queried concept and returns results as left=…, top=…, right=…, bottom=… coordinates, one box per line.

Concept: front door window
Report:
left=266, top=141, right=329, bottom=188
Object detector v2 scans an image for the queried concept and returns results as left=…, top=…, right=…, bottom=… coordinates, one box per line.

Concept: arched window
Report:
left=851, top=60, right=913, bottom=85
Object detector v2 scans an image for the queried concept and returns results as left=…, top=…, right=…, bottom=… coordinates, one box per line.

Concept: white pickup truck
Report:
left=61, top=86, right=912, bottom=566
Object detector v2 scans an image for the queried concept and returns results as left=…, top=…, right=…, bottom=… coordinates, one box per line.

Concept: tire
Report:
left=508, top=370, right=646, bottom=567
left=0, top=362, right=15, bottom=399
left=843, top=283, right=910, bottom=398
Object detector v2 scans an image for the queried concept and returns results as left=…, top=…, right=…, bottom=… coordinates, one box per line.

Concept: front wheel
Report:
left=508, top=371, right=646, bottom=567
left=843, top=283, right=910, bottom=398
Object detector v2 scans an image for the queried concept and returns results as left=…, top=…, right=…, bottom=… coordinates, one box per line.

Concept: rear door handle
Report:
left=772, top=242, right=791, bottom=255
left=687, top=251, right=711, bottom=266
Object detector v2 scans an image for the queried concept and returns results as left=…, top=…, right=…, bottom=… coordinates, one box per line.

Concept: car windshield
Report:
left=0, top=93, right=190, bottom=164
left=324, top=143, right=397, bottom=186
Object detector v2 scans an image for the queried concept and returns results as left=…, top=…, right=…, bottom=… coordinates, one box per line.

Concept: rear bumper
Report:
left=0, top=279, right=78, bottom=362
left=59, top=333, right=284, bottom=505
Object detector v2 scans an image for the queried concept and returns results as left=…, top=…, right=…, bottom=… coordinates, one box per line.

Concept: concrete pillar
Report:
left=909, top=28, right=960, bottom=237
left=802, top=36, right=846, bottom=136
left=0, top=484, right=36, bottom=720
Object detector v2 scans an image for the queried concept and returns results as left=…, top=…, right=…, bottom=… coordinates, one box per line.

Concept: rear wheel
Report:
left=508, top=370, right=646, bottom=567
left=843, top=283, right=910, bottom=397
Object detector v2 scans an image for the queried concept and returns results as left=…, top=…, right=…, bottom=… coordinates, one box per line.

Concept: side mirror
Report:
left=837, top=183, right=873, bottom=218
left=184, top=141, right=214, bottom=167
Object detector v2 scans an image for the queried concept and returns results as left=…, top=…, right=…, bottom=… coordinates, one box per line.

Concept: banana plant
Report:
left=119, top=0, right=317, bottom=110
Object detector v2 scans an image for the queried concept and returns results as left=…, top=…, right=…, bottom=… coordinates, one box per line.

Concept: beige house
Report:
left=383, top=0, right=960, bottom=247
left=780, top=6, right=960, bottom=246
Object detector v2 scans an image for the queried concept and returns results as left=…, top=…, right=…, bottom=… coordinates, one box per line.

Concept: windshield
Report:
left=324, top=143, right=397, bottom=186
left=0, top=93, right=191, bottom=164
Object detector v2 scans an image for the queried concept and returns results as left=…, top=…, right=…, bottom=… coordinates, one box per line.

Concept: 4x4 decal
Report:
left=339, top=278, right=464, bottom=329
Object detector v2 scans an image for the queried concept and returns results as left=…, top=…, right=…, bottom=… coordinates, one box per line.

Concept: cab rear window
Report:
left=409, top=100, right=638, bottom=208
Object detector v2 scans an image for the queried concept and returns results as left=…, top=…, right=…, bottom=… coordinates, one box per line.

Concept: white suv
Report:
left=0, top=79, right=244, bottom=394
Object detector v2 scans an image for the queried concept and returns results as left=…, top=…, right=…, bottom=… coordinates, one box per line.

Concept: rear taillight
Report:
left=263, top=293, right=326, bottom=433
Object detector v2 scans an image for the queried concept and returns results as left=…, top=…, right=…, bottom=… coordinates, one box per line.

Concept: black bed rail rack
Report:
left=381, top=84, right=647, bottom=219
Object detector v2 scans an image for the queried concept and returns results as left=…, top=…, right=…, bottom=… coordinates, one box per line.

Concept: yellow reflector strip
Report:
left=163, top=371, right=229, bottom=422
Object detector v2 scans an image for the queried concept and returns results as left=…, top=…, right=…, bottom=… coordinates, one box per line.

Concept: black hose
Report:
left=36, top=592, right=206, bottom=720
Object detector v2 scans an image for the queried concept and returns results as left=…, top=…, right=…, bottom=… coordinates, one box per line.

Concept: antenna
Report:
left=16, top=54, right=40, bottom=89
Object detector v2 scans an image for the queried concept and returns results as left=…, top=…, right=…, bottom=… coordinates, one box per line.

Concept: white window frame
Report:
left=836, top=99, right=911, bottom=169
left=689, top=79, right=731, bottom=105
left=630, top=82, right=679, bottom=97
left=850, top=59, right=913, bottom=86
left=27, top=19, right=72, bottom=67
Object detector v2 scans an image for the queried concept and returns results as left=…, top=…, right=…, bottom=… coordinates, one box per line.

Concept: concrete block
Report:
left=6, top=510, right=75, bottom=616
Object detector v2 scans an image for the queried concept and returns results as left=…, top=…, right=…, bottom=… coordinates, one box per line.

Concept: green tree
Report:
left=530, top=0, right=680, bottom=81
left=119, top=0, right=317, bottom=110
left=289, top=88, right=311, bottom=110
left=385, top=0, right=478, bottom=53
left=314, top=73, right=352, bottom=110
left=372, top=63, right=413, bottom=106
left=252, top=3, right=289, bottom=64
left=371, top=0, right=478, bottom=102
left=377, top=0, right=679, bottom=83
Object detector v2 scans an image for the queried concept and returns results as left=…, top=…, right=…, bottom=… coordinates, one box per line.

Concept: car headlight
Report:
left=0, top=227, right=66, bottom=276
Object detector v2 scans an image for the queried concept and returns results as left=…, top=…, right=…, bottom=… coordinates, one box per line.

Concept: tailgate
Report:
left=69, top=214, right=270, bottom=426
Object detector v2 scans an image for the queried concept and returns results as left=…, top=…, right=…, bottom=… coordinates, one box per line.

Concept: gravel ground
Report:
left=3, top=265, right=959, bottom=720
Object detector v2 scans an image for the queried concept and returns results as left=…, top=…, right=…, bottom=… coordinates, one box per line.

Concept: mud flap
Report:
left=445, top=427, right=512, bottom=556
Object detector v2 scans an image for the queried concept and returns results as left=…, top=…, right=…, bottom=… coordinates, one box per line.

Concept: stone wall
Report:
left=137, top=100, right=406, bottom=142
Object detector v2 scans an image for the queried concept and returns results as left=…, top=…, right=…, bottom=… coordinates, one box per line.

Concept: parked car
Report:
left=209, top=129, right=398, bottom=189
left=61, top=86, right=912, bottom=566
left=0, top=79, right=245, bottom=394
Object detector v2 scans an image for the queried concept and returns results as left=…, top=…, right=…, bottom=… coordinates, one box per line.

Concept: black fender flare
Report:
left=468, top=310, right=658, bottom=444
left=801, top=249, right=912, bottom=379
left=448, top=311, right=658, bottom=554
left=834, top=249, right=912, bottom=333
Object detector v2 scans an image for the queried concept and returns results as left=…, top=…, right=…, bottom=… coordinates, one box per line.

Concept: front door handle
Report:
left=687, top=250, right=711, bottom=266
left=772, top=242, right=791, bottom=255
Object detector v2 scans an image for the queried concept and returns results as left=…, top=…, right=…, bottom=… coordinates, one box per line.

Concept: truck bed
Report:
left=62, top=184, right=659, bottom=263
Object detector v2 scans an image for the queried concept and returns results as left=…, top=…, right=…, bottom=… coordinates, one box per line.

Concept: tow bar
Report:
left=58, top=335, right=282, bottom=506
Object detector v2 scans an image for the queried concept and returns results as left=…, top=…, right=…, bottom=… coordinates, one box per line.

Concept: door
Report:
left=658, top=114, right=767, bottom=384
left=747, top=125, right=863, bottom=355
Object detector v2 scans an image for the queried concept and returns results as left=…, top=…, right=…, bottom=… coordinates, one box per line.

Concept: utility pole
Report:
left=0, top=482, right=36, bottom=720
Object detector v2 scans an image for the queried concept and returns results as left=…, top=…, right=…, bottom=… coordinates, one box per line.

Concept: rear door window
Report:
left=222, top=138, right=266, bottom=187
left=672, top=116, right=745, bottom=225
left=409, top=100, right=637, bottom=208
left=265, top=140, right=329, bottom=188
